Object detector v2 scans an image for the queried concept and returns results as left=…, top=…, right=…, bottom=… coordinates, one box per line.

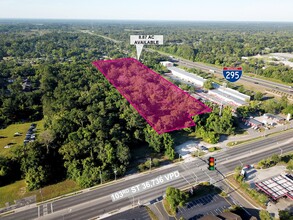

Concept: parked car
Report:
left=244, top=164, right=254, bottom=169
left=199, top=145, right=208, bottom=152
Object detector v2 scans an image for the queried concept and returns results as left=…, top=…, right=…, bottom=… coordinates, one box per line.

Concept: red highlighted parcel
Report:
left=93, top=58, right=211, bottom=134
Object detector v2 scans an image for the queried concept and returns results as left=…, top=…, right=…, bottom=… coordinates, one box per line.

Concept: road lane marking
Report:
left=43, top=204, right=47, bottom=216
left=181, top=163, right=198, bottom=184
left=199, top=198, right=204, bottom=203
left=154, top=204, right=165, bottom=219
left=181, top=174, right=192, bottom=187
left=111, top=170, right=180, bottom=202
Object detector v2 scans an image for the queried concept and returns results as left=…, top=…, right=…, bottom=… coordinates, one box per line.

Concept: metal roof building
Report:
left=208, top=89, right=247, bottom=106
left=168, top=67, right=206, bottom=87
left=255, top=174, right=293, bottom=200
left=218, top=87, right=251, bottom=102
left=160, top=61, right=174, bottom=67
left=243, top=118, right=263, bottom=127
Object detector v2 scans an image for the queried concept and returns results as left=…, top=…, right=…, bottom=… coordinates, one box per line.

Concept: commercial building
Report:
left=242, top=117, right=263, bottom=128
left=263, top=113, right=286, bottom=124
left=160, top=61, right=174, bottom=67
left=255, top=174, right=293, bottom=201
left=208, top=89, right=248, bottom=107
left=218, top=87, right=250, bottom=102
left=168, top=67, right=206, bottom=87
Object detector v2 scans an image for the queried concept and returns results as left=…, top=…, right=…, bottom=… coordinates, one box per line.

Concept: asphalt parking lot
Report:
left=103, top=206, right=150, bottom=220
left=176, top=193, right=233, bottom=220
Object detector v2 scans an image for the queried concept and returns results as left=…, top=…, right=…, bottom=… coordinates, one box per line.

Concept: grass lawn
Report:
left=145, top=206, right=159, bottom=220
left=226, top=175, right=265, bottom=209
left=191, top=150, right=205, bottom=158
left=0, top=179, right=80, bottom=208
left=227, top=136, right=264, bottom=147
left=0, top=120, right=44, bottom=157
left=162, top=199, right=175, bottom=216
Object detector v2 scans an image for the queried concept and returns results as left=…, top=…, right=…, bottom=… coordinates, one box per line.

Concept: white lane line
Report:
left=181, top=174, right=192, bottom=186
left=207, top=194, right=213, bottom=199
left=181, top=206, right=187, bottom=212
left=43, top=204, right=47, bottom=216
left=181, top=163, right=196, bottom=184
left=177, top=206, right=184, bottom=213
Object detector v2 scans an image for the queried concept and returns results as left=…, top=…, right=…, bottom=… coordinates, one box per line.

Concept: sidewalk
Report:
left=175, top=120, right=293, bottom=161
left=200, top=120, right=293, bottom=149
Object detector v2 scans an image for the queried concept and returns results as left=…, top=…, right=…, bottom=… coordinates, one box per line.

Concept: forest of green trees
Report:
left=0, top=23, right=176, bottom=189
left=0, top=21, right=292, bottom=191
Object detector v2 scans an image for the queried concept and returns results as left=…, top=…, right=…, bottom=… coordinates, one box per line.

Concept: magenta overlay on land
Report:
left=92, top=58, right=211, bottom=134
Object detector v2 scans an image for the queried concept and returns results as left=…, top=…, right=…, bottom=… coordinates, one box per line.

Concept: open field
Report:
left=0, top=120, right=44, bottom=157
left=0, top=179, right=80, bottom=208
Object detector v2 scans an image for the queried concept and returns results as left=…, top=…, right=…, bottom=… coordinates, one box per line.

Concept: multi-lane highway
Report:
left=1, top=130, right=292, bottom=220
left=176, top=59, right=293, bottom=94
left=145, top=48, right=293, bottom=94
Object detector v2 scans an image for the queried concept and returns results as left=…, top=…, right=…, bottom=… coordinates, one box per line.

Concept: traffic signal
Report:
left=208, top=157, right=215, bottom=170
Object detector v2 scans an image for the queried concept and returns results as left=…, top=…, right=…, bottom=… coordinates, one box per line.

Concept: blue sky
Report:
left=0, top=0, right=293, bottom=21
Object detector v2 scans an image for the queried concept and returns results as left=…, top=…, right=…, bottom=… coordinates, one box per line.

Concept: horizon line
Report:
left=0, top=18, right=293, bottom=23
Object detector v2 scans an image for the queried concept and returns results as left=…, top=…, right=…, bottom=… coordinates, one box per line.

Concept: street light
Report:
left=279, top=147, right=283, bottom=156
left=114, top=168, right=117, bottom=181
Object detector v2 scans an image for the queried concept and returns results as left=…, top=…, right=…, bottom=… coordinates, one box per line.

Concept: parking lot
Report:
left=104, top=206, right=150, bottom=220
left=176, top=193, right=233, bottom=219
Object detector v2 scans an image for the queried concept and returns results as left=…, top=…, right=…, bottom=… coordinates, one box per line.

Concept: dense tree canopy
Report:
left=1, top=21, right=292, bottom=192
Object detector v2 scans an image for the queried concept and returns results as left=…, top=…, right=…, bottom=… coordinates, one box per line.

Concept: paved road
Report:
left=103, top=206, right=150, bottom=220
left=146, top=48, right=292, bottom=94
left=1, top=130, right=293, bottom=220
left=176, top=59, right=293, bottom=94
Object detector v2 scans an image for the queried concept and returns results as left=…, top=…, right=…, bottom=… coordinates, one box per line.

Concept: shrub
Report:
left=152, top=158, right=160, bottom=167
left=138, top=163, right=146, bottom=172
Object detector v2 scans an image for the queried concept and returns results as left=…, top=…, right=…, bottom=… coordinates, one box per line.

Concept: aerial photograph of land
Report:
left=0, top=0, right=293, bottom=220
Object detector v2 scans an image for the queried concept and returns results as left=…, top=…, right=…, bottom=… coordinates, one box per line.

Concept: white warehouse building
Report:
left=218, top=87, right=251, bottom=102
left=168, top=67, right=206, bottom=87
left=160, top=61, right=174, bottom=67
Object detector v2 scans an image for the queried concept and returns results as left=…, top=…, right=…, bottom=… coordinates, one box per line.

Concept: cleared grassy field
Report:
left=0, top=120, right=44, bottom=157
left=0, top=179, right=80, bottom=208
